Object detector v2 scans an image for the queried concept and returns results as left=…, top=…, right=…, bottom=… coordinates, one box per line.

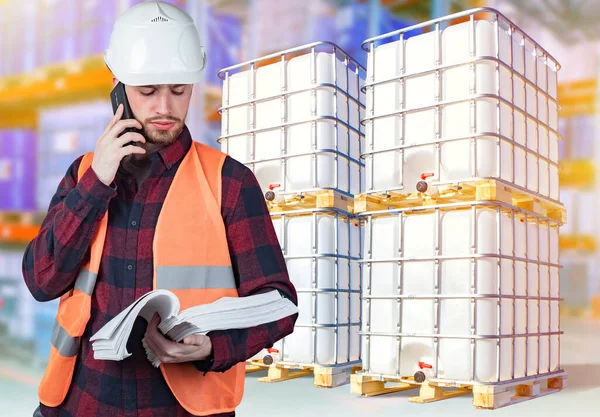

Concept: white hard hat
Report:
left=104, top=1, right=206, bottom=86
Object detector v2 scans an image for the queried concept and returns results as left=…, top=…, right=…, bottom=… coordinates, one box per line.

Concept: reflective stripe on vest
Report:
left=47, top=268, right=97, bottom=359
left=73, top=270, right=97, bottom=295
left=51, top=321, right=79, bottom=357
left=156, top=266, right=236, bottom=290
left=38, top=141, right=245, bottom=415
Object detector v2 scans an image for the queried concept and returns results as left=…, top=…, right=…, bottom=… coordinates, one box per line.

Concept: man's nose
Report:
left=156, top=92, right=172, bottom=115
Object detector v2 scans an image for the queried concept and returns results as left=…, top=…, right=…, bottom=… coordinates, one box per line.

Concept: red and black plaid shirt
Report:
left=23, top=126, right=298, bottom=417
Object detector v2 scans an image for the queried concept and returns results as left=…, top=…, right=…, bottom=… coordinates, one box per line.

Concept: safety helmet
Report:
left=104, top=1, right=206, bottom=86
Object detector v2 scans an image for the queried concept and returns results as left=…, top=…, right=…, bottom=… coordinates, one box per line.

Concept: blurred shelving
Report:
left=0, top=213, right=44, bottom=245
left=559, top=159, right=595, bottom=188
left=559, top=234, right=597, bottom=252
left=556, top=76, right=600, bottom=319
left=0, top=54, right=224, bottom=129
left=360, top=0, right=485, bottom=21
left=0, top=55, right=112, bottom=128
left=558, top=78, right=597, bottom=117
left=504, top=0, right=600, bottom=45
left=592, top=296, right=600, bottom=319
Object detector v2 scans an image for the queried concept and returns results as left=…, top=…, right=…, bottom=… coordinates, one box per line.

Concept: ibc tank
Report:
left=362, top=14, right=560, bottom=202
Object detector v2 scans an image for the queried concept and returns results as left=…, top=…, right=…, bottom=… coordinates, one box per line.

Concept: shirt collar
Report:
left=154, top=124, right=192, bottom=170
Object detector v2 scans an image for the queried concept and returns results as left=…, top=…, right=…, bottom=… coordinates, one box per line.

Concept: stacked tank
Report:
left=218, top=42, right=365, bottom=387
left=352, top=8, right=567, bottom=408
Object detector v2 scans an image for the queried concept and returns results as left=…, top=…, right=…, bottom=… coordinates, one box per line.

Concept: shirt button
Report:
left=131, top=220, right=137, bottom=227
left=127, top=265, right=133, bottom=271
left=167, top=162, right=173, bottom=168
left=127, top=179, right=132, bottom=185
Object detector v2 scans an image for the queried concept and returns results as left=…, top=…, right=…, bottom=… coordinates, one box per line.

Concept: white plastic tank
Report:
left=362, top=203, right=560, bottom=383
left=269, top=209, right=362, bottom=365
left=364, top=18, right=560, bottom=201
left=220, top=44, right=366, bottom=198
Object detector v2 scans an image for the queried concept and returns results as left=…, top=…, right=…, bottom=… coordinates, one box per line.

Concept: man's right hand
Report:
left=91, top=104, right=147, bottom=186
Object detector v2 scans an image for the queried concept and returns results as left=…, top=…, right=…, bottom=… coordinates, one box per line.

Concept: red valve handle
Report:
left=269, top=183, right=281, bottom=190
left=267, top=348, right=279, bottom=353
left=418, top=361, right=433, bottom=369
left=420, top=172, right=435, bottom=180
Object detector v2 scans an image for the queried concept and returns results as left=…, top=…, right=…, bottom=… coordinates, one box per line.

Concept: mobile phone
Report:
left=110, top=82, right=142, bottom=144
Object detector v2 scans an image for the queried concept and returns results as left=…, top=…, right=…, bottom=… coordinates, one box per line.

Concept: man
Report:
left=23, top=2, right=298, bottom=416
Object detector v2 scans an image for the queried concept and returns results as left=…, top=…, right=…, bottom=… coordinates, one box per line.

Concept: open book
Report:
left=90, top=290, right=298, bottom=365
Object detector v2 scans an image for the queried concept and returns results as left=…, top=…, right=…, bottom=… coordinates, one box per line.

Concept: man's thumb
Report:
left=183, top=336, right=196, bottom=345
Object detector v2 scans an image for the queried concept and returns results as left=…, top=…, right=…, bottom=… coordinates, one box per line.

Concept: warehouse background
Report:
left=0, top=0, right=598, bottom=416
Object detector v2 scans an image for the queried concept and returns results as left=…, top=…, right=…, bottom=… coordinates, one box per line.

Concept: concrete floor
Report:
left=1, top=317, right=599, bottom=417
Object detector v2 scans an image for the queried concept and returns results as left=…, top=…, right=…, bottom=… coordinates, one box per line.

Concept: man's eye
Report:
left=172, top=90, right=184, bottom=96
left=140, top=91, right=154, bottom=96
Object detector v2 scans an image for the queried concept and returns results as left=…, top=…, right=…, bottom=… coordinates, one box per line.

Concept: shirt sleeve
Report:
left=22, top=155, right=118, bottom=301
left=194, top=157, right=298, bottom=373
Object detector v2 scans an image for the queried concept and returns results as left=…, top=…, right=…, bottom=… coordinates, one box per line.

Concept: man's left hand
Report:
left=144, top=313, right=213, bottom=364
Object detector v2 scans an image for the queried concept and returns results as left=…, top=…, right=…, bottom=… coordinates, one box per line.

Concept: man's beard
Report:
left=141, top=117, right=185, bottom=145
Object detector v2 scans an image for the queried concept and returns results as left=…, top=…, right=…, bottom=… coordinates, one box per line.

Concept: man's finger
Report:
left=107, top=118, right=143, bottom=141
left=147, top=325, right=181, bottom=354
left=145, top=315, right=167, bottom=350
left=102, top=104, right=124, bottom=136
left=115, top=132, right=145, bottom=148
left=183, top=334, right=205, bottom=345
left=144, top=335, right=161, bottom=356
left=145, top=324, right=163, bottom=346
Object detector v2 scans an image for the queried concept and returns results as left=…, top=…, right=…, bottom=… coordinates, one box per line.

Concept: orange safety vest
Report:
left=38, top=142, right=245, bottom=415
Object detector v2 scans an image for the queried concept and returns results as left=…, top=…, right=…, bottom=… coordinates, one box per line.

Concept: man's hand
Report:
left=144, top=313, right=213, bottom=364
left=91, top=103, right=147, bottom=186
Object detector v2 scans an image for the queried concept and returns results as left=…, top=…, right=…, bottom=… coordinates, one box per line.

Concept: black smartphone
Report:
left=110, top=82, right=142, bottom=144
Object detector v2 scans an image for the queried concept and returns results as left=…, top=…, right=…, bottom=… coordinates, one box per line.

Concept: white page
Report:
left=90, top=290, right=179, bottom=343
left=158, top=290, right=283, bottom=333
left=90, top=291, right=157, bottom=342
left=165, top=298, right=299, bottom=341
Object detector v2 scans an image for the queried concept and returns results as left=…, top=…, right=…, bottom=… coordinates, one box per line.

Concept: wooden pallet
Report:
left=245, top=361, right=267, bottom=374
left=354, top=179, right=566, bottom=223
left=471, top=374, right=567, bottom=409
left=350, top=374, right=421, bottom=397
left=247, top=360, right=361, bottom=388
left=351, top=372, right=567, bottom=409
left=267, top=189, right=355, bottom=214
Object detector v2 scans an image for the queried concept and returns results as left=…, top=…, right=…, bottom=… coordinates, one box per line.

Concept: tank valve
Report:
left=414, top=361, right=433, bottom=383
left=416, top=181, right=428, bottom=193
left=263, top=348, right=279, bottom=365
left=414, top=371, right=426, bottom=383
left=265, top=183, right=281, bottom=202
left=417, top=172, right=435, bottom=193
